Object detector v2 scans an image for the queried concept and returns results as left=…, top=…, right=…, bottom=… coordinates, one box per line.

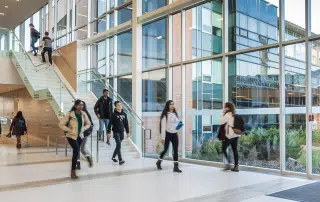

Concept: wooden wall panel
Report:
left=52, top=41, right=77, bottom=91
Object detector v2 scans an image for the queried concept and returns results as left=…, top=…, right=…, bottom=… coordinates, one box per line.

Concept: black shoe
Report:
left=86, top=156, right=93, bottom=167
left=112, top=158, right=118, bottom=163
left=119, top=160, right=125, bottom=165
left=231, top=166, right=239, bottom=172
left=106, top=139, right=111, bottom=145
left=16, top=143, right=21, bottom=149
left=173, top=162, right=182, bottom=173
left=156, top=160, right=162, bottom=170
left=76, top=161, right=81, bottom=170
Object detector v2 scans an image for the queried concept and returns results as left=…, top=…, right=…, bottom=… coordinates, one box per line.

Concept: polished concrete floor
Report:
left=0, top=144, right=314, bottom=202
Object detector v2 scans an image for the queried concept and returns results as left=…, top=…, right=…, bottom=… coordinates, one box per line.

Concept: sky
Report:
left=267, top=0, right=320, bottom=34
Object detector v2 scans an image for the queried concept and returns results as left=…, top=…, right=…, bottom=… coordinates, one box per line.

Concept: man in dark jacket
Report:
left=94, top=89, right=113, bottom=143
left=108, top=101, right=129, bottom=165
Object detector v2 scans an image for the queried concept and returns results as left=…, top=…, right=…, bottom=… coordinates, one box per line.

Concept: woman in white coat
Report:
left=220, top=102, right=240, bottom=172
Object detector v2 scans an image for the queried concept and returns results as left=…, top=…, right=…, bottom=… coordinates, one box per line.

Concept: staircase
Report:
left=7, top=33, right=141, bottom=159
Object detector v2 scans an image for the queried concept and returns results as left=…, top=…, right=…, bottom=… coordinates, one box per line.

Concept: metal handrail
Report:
left=83, top=68, right=145, bottom=127
left=11, top=31, right=43, bottom=67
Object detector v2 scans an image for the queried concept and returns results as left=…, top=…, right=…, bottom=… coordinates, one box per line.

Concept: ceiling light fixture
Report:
left=0, top=13, right=4, bottom=16
left=5, top=6, right=8, bottom=8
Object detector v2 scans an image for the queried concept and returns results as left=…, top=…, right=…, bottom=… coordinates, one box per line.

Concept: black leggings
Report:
left=222, top=137, right=239, bottom=166
left=67, top=137, right=82, bottom=170
left=160, top=132, right=179, bottom=162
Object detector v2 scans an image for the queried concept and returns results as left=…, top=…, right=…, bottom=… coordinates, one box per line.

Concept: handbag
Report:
left=84, top=125, right=93, bottom=137
left=6, top=131, right=12, bottom=138
left=217, top=123, right=226, bottom=141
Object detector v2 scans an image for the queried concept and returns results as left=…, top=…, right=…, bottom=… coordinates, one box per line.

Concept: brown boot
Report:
left=71, top=169, right=78, bottom=179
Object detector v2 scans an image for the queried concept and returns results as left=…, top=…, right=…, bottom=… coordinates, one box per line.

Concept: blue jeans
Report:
left=98, top=119, right=109, bottom=139
left=31, top=36, right=37, bottom=54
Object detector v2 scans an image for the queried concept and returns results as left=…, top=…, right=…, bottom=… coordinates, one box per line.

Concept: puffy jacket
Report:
left=59, top=111, right=90, bottom=140
left=220, top=112, right=239, bottom=139
left=94, top=96, right=113, bottom=119
left=107, top=109, right=129, bottom=134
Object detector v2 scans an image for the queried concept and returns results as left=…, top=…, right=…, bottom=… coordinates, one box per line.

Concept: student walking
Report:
left=107, top=101, right=129, bottom=165
left=41, top=31, right=53, bottom=65
left=220, top=102, right=240, bottom=172
left=29, top=23, right=40, bottom=56
left=9, top=111, right=27, bottom=149
left=94, top=89, right=113, bottom=144
left=59, top=100, right=91, bottom=179
left=76, top=101, right=93, bottom=170
left=156, top=100, right=183, bottom=173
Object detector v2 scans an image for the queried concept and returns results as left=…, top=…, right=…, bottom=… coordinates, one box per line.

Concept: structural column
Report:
left=279, top=0, right=286, bottom=173
left=132, top=0, right=143, bottom=154
left=222, top=0, right=229, bottom=104
left=305, top=0, right=312, bottom=178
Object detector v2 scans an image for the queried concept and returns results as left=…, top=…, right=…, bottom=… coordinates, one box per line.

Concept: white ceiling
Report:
left=0, top=0, right=47, bottom=29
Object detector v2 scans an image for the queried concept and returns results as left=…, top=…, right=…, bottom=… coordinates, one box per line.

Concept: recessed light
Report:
left=5, top=6, right=8, bottom=8
left=0, top=13, right=4, bottom=16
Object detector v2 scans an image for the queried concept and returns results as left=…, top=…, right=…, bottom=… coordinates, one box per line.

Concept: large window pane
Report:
left=14, top=26, right=20, bottom=51
left=311, top=0, right=320, bottom=35
left=118, top=75, right=132, bottom=107
left=172, top=13, right=181, bottom=63
left=76, top=0, right=88, bottom=27
left=25, top=18, right=31, bottom=51
left=118, top=4, right=132, bottom=25
left=185, top=59, right=223, bottom=161
left=142, top=69, right=167, bottom=112
left=143, top=0, right=167, bottom=13
left=285, top=43, right=306, bottom=173
left=284, top=0, right=305, bottom=41
left=92, top=40, right=106, bottom=76
left=91, top=17, right=106, bottom=35
left=92, top=0, right=106, bottom=20
left=117, top=31, right=132, bottom=74
left=228, top=48, right=280, bottom=169
left=33, top=11, right=40, bottom=47
left=185, top=1, right=222, bottom=60
left=76, top=26, right=88, bottom=40
left=142, top=18, right=167, bottom=70
left=109, top=37, right=114, bottom=76
left=311, top=40, right=320, bottom=174
left=57, top=0, right=67, bottom=38
left=228, top=0, right=279, bottom=51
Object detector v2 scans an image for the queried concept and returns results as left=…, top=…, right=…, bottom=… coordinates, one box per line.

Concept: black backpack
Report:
left=233, top=114, right=245, bottom=135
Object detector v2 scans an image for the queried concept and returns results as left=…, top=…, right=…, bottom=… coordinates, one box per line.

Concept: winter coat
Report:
left=59, top=111, right=90, bottom=140
left=219, top=112, right=239, bottom=139
left=94, top=96, right=113, bottom=119
left=10, top=117, right=27, bottom=136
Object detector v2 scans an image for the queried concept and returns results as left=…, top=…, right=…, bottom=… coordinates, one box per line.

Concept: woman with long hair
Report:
left=156, top=100, right=183, bottom=173
left=10, top=111, right=27, bottom=149
left=220, top=102, right=240, bottom=172
left=59, top=99, right=91, bottom=179
left=76, top=101, right=93, bottom=170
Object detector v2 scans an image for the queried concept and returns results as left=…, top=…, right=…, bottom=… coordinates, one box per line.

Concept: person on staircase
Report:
left=59, top=99, right=91, bottom=179
left=41, top=31, right=53, bottom=65
left=94, top=89, right=113, bottom=144
left=107, top=101, right=129, bottom=165
left=9, top=111, right=27, bottom=149
left=29, top=23, right=40, bottom=56
left=76, top=101, right=93, bottom=170
left=156, top=100, right=183, bottom=173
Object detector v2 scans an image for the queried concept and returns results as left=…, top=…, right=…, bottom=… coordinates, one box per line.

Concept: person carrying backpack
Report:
left=9, top=111, right=27, bottom=149
left=219, top=102, right=244, bottom=172
left=29, top=23, right=40, bottom=56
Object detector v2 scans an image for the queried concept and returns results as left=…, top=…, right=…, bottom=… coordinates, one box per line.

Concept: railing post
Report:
left=102, top=130, right=105, bottom=142
left=65, top=137, right=67, bottom=157
left=47, top=136, right=50, bottom=152
left=96, top=130, right=99, bottom=163
left=56, top=136, right=58, bottom=155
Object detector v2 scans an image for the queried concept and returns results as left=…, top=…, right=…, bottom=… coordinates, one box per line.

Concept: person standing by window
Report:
left=156, top=100, right=183, bottom=173
left=10, top=111, right=27, bottom=149
left=59, top=100, right=91, bottom=179
left=220, top=102, right=240, bottom=172
left=41, top=31, right=53, bottom=65
left=29, top=23, right=40, bottom=56
left=107, top=101, right=129, bottom=165
left=94, top=89, right=113, bottom=144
